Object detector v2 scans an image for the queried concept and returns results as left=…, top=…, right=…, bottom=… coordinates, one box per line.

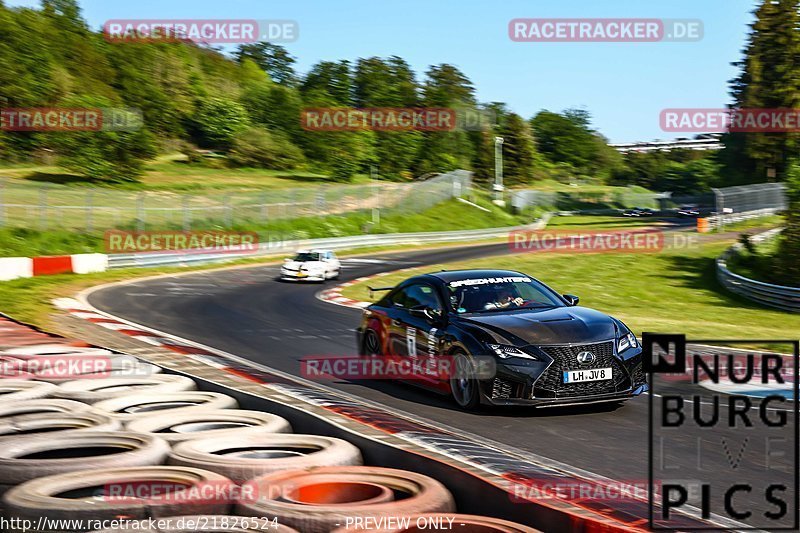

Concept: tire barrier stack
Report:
left=0, top=315, right=541, bottom=533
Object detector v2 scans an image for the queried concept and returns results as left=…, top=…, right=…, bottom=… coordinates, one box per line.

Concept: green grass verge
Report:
left=0, top=156, right=365, bottom=191
left=711, top=214, right=784, bottom=233
left=340, top=238, right=800, bottom=339
left=0, top=195, right=536, bottom=257
left=511, top=179, right=652, bottom=195
left=546, top=214, right=666, bottom=229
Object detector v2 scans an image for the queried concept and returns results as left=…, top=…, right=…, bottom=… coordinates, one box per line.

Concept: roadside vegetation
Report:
left=0, top=156, right=362, bottom=192
left=1, top=0, right=721, bottom=195
left=0, top=192, right=537, bottom=257
left=340, top=238, right=800, bottom=339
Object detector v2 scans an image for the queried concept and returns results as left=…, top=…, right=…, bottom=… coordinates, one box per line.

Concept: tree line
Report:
left=0, top=0, right=722, bottom=192
left=722, top=0, right=800, bottom=284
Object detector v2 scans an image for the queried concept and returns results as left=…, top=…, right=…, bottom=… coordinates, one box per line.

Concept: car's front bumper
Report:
left=480, top=383, right=648, bottom=407
left=478, top=342, right=647, bottom=407
left=281, top=271, right=325, bottom=281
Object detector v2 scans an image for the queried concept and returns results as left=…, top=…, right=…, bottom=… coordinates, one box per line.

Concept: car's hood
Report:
left=283, top=260, right=324, bottom=270
left=457, top=306, right=618, bottom=345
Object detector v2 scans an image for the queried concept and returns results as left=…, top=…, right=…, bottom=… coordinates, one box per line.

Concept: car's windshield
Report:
left=293, top=252, right=321, bottom=262
left=447, top=275, right=565, bottom=313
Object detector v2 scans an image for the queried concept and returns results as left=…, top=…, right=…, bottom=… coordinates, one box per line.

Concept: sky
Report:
left=7, top=0, right=757, bottom=142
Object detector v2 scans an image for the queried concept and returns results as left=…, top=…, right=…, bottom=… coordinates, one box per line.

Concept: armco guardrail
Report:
left=716, top=228, right=800, bottom=312
left=107, top=214, right=552, bottom=269
left=707, top=207, right=783, bottom=228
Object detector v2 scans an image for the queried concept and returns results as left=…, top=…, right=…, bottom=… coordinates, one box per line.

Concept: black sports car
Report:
left=356, top=269, right=647, bottom=409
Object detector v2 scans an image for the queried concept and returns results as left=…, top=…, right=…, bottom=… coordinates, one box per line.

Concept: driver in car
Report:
left=484, top=286, right=525, bottom=310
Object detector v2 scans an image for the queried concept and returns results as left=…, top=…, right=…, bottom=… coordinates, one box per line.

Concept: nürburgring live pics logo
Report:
left=644, top=333, right=799, bottom=530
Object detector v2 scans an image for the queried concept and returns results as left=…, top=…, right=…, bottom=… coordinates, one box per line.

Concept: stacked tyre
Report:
left=0, top=342, right=540, bottom=532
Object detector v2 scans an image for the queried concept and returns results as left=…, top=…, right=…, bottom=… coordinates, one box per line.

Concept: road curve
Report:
left=88, top=239, right=790, bottom=516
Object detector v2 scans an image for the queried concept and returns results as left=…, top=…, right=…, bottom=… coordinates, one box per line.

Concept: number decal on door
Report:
left=406, top=326, right=417, bottom=356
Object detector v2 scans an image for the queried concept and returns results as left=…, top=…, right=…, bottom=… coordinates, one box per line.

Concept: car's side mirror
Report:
left=563, top=294, right=580, bottom=306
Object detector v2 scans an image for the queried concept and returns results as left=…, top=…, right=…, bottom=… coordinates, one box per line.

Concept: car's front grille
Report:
left=533, top=341, right=630, bottom=398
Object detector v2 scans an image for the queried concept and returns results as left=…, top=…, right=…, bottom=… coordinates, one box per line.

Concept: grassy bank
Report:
left=0, top=194, right=536, bottom=257
left=340, top=238, right=800, bottom=339
left=511, top=179, right=652, bottom=195
left=546, top=214, right=668, bottom=229
left=0, top=155, right=342, bottom=191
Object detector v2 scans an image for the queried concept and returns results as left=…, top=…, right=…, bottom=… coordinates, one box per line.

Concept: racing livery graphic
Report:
left=357, top=269, right=648, bottom=409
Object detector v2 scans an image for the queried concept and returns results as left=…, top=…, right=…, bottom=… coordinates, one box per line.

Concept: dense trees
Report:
left=722, top=0, right=800, bottom=286
left=778, top=165, right=800, bottom=284
left=0, top=0, right=725, bottom=191
left=531, top=109, right=623, bottom=183
left=722, top=0, right=800, bottom=184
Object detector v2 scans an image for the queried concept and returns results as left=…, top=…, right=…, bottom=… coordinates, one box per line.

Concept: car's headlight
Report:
left=618, top=332, right=638, bottom=353
left=487, top=344, right=538, bottom=360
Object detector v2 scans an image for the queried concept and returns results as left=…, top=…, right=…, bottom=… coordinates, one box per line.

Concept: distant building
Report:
left=609, top=133, right=722, bottom=153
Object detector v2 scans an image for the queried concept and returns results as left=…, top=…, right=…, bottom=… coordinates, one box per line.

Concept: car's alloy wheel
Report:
left=450, top=352, right=480, bottom=410
left=363, top=329, right=381, bottom=357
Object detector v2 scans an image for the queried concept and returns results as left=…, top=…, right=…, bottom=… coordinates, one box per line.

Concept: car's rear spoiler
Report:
left=367, top=286, right=394, bottom=299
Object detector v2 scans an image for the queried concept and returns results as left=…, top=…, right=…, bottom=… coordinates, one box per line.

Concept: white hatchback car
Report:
left=280, top=249, right=341, bottom=282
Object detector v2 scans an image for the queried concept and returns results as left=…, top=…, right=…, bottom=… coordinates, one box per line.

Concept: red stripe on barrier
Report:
left=32, top=255, right=73, bottom=276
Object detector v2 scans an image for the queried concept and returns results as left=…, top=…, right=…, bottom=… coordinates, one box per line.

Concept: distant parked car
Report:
left=622, top=207, right=656, bottom=217
left=677, top=205, right=700, bottom=217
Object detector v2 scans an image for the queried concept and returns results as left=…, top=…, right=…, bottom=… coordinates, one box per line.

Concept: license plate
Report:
left=563, top=367, right=612, bottom=383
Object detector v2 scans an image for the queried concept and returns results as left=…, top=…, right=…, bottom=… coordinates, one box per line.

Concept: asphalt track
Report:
left=89, top=239, right=796, bottom=525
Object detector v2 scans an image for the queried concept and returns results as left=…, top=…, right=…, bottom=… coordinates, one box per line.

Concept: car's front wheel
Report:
left=362, top=329, right=382, bottom=358
left=450, top=351, right=480, bottom=410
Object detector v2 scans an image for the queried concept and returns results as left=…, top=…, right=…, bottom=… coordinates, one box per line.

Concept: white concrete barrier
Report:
left=0, top=257, right=33, bottom=281
left=71, top=253, right=108, bottom=274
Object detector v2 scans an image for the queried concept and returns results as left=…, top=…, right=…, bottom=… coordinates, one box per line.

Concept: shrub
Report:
left=228, top=127, right=305, bottom=169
